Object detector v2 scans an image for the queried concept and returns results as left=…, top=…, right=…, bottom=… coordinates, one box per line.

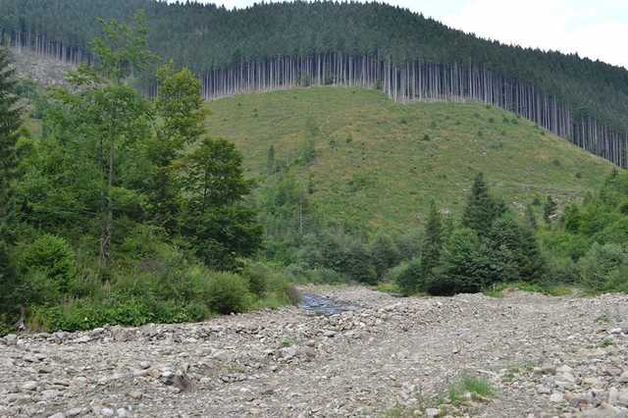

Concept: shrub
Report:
left=240, top=261, right=269, bottom=297
left=20, top=234, right=76, bottom=299
left=578, top=243, right=628, bottom=290
left=370, top=233, right=401, bottom=280
left=205, top=272, right=252, bottom=314
left=429, top=228, right=501, bottom=296
left=394, top=258, right=425, bottom=296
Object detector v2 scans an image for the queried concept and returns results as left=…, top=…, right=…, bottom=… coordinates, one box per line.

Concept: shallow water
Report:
left=299, top=293, right=360, bottom=315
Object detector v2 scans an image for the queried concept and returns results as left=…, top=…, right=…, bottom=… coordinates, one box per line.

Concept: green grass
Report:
left=448, top=375, right=495, bottom=405
left=206, top=87, right=613, bottom=232
left=485, top=282, right=575, bottom=298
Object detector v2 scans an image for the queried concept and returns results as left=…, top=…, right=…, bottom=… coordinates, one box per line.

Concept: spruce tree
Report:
left=0, top=47, right=22, bottom=321
left=525, top=205, right=538, bottom=230
left=543, top=195, right=557, bottom=225
left=462, top=173, right=502, bottom=234
left=420, top=202, right=442, bottom=277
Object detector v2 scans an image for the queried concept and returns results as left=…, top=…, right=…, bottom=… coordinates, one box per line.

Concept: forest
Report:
left=2, top=7, right=628, bottom=336
left=1, top=0, right=628, bottom=167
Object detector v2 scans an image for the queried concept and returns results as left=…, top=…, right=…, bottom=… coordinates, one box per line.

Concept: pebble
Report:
left=100, top=408, right=114, bottom=417
left=21, top=381, right=38, bottom=391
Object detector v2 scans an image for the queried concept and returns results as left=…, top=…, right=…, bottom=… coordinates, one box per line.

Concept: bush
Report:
left=240, top=261, right=269, bottom=297
left=578, top=243, right=628, bottom=290
left=429, top=228, right=501, bottom=296
left=205, top=272, right=252, bottom=314
left=393, top=258, right=425, bottom=296
left=21, top=234, right=76, bottom=291
left=20, top=235, right=76, bottom=303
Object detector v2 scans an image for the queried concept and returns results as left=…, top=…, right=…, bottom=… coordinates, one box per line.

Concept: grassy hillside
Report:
left=207, top=87, right=612, bottom=232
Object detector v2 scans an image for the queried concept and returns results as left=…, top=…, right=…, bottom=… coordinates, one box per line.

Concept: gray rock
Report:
left=550, top=392, right=564, bottom=403
left=4, top=334, right=18, bottom=346
left=139, top=361, right=151, bottom=370
left=47, top=413, right=66, bottom=418
left=116, top=408, right=130, bottom=418
left=617, top=390, right=628, bottom=407
left=425, top=408, right=440, bottom=418
left=21, top=381, right=38, bottom=391
left=619, top=371, right=628, bottom=383
left=65, top=408, right=83, bottom=417
left=323, top=330, right=337, bottom=338
left=609, top=387, right=619, bottom=404
left=127, top=390, right=143, bottom=400
left=100, top=408, right=114, bottom=417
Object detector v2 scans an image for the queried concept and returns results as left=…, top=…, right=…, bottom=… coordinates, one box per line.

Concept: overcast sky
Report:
left=179, top=0, right=628, bottom=69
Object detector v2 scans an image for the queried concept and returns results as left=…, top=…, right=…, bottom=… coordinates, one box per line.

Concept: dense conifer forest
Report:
left=1, top=0, right=628, bottom=166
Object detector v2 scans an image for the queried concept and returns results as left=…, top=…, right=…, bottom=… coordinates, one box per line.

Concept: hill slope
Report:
left=2, top=1, right=628, bottom=167
left=206, top=88, right=612, bottom=231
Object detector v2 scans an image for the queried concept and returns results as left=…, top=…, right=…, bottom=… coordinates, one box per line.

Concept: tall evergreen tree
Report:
left=0, top=47, right=22, bottom=321
left=543, top=195, right=558, bottom=225
left=461, top=173, right=503, bottom=234
left=421, top=202, right=442, bottom=277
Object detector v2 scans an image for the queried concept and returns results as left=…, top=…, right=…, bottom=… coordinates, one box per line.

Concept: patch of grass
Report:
left=485, top=282, right=575, bottom=297
left=377, top=282, right=402, bottom=295
left=601, top=338, right=614, bottom=347
left=206, top=87, right=612, bottom=233
left=448, top=375, right=494, bottom=405
left=595, top=314, right=612, bottom=324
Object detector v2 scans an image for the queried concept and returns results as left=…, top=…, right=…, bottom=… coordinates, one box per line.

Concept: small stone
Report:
left=583, top=377, right=599, bottom=386
left=100, top=408, right=114, bottom=417
left=48, top=413, right=65, bottom=418
left=619, top=371, right=628, bottom=383
left=550, top=392, right=564, bottom=403
left=425, top=408, right=440, bottom=418
left=127, top=390, right=143, bottom=400
left=73, top=335, right=91, bottom=344
left=21, top=381, right=38, bottom=391
left=116, top=408, right=130, bottom=418
left=4, top=334, right=18, bottom=345
left=140, top=361, right=151, bottom=370
left=65, top=408, right=83, bottom=417
left=617, top=389, right=628, bottom=407
left=609, top=328, right=622, bottom=335
left=323, top=330, right=337, bottom=338
left=305, top=339, right=316, bottom=347
left=609, top=387, right=619, bottom=404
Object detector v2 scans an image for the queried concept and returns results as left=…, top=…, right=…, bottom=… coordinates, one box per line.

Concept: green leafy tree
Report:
left=370, top=233, right=401, bottom=280
left=149, top=62, right=207, bottom=231
left=177, top=138, right=262, bottom=270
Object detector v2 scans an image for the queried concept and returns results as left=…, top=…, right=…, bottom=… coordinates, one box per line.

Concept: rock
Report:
left=619, top=371, right=628, bottom=383
left=609, top=387, right=619, bottom=404
left=73, top=335, right=91, bottom=344
left=100, top=408, right=114, bottom=417
left=116, top=408, right=130, bottom=418
left=65, top=408, right=83, bottom=417
left=617, top=390, right=628, bottom=407
left=323, top=330, right=337, bottom=338
left=609, top=328, right=623, bottom=335
left=127, top=390, right=143, bottom=400
left=21, top=381, right=38, bottom=391
left=581, top=406, right=620, bottom=418
left=4, top=334, right=18, bottom=346
left=550, top=392, right=564, bottom=403
left=140, top=361, right=151, bottom=370
left=48, top=413, right=66, bottom=418
left=425, top=408, right=440, bottom=418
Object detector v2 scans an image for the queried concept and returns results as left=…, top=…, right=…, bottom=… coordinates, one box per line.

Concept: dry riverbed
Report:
left=1, top=287, right=628, bottom=417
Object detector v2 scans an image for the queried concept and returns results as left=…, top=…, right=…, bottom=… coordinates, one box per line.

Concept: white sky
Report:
left=177, top=0, right=628, bottom=69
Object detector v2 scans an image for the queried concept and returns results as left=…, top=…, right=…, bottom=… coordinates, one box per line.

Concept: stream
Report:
left=299, top=293, right=360, bottom=315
